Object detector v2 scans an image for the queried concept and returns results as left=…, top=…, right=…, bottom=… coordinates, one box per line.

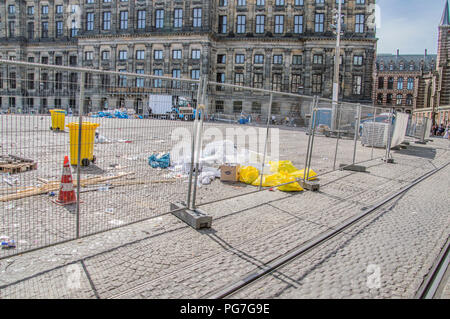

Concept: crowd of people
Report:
left=431, top=123, right=449, bottom=139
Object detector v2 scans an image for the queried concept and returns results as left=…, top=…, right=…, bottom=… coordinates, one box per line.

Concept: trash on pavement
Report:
left=149, top=153, right=170, bottom=169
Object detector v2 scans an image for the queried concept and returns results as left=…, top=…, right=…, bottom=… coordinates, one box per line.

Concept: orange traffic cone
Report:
left=53, top=156, right=77, bottom=205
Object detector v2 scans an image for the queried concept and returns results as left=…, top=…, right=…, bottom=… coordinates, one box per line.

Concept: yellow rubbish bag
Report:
left=251, top=172, right=304, bottom=192
left=290, top=168, right=318, bottom=181
left=239, top=166, right=260, bottom=185
left=269, top=160, right=299, bottom=174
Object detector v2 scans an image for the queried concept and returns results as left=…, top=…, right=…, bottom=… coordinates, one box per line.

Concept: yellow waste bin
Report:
left=49, top=109, right=66, bottom=131
left=66, top=122, right=100, bottom=166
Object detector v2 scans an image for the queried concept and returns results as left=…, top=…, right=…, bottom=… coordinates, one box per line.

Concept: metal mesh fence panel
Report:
left=0, top=60, right=199, bottom=257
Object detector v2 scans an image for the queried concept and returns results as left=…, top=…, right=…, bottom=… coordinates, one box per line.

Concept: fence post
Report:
left=303, top=96, right=315, bottom=183
left=191, top=76, right=208, bottom=210
left=186, top=79, right=203, bottom=209
left=371, top=107, right=376, bottom=160
left=305, top=96, right=319, bottom=181
left=352, top=104, right=362, bottom=164
left=259, top=93, right=273, bottom=190
left=384, top=108, right=394, bottom=163
left=76, top=72, right=85, bottom=239
left=333, top=102, right=342, bottom=171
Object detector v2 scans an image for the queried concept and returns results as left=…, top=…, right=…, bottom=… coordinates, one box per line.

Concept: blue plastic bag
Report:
left=148, top=153, right=170, bottom=169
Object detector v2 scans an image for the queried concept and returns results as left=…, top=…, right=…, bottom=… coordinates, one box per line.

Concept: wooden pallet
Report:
left=0, top=155, right=37, bottom=174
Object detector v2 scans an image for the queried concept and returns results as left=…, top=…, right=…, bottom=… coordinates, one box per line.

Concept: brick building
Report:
left=0, top=0, right=377, bottom=116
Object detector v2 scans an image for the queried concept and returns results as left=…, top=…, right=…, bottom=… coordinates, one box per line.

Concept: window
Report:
left=27, top=6, right=34, bottom=15
left=396, top=94, right=403, bottom=105
left=174, top=9, right=183, bottom=28
left=118, top=70, right=127, bottom=87
left=313, top=54, right=323, bottom=64
left=353, top=56, right=363, bottom=66
left=56, top=21, right=63, bottom=37
left=9, top=72, right=16, bottom=89
left=291, top=74, right=302, bottom=93
left=42, top=22, right=49, bottom=38
left=406, top=94, right=413, bottom=106
left=192, top=49, right=201, bottom=59
left=55, top=56, right=63, bottom=65
left=193, top=8, right=202, bottom=27
left=386, top=93, right=393, bottom=104
left=42, top=5, right=49, bottom=15
left=85, top=51, right=93, bottom=61
left=71, top=19, right=78, bottom=37
left=295, top=0, right=304, bottom=5
left=409, top=64, right=415, bottom=71
left=137, top=10, right=146, bottom=29
left=87, top=13, right=95, bottom=31
left=136, top=50, right=145, bottom=60
left=172, top=50, right=182, bottom=60
left=233, top=101, right=242, bottom=113
left=219, top=0, right=228, bottom=6
left=316, top=0, right=324, bottom=4
left=8, top=5, right=15, bottom=14
left=389, top=64, right=394, bottom=71
left=215, top=100, right=224, bottom=113
left=315, top=14, right=324, bottom=32
left=254, top=54, right=264, bottom=64
left=217, top=54, right=226, bottom=64
left=28, top=73, right=35, bottom=90
left=252, top=102, right=261, bottom=114
left=8, top=22, right=15, bottom=37
left=378, top=77, right=384, bottom=89
left=219, top=16, right=227, bottom=34
left=191, top=69, right=200, bottom=80
left=154, top=50, right=163, bottom=60
left=235, top=54, right=245, bottom=64
left=119, top=50, right=128, bottom=61
left=397, top=77, right=404, bottom=90
left=27, top=22, right=34, bottom=39
left=355, top=14, right=365, bottom=33
left=56, top=5, right=63, bottom=14
left=353, top=76, right=362, bottom=95
left=292, top=55, right=302, bottom=65
left=172, top=69, right=181, bottom=88
left=294, top=15, right=303, bottom=34
left=273, top=55, right=283, bottom=64
left=272, top=73, right=282, bottom=91
left=70, top=56, right=77, bottom=66
left=136, top=69, right=144, bottom=88
left=103, top=12, right=111, bottom=30
left=275, top=0, right=285, bottom=5
left=377, top=93, right=383, bottom=105
left=85, top=73, right=93, bottom=89
left=237, top=15, right=246, bottom=34
left=256, top=15, right=265, bottom=34
left=234, top=72, right=244, bottom=90
left=237, top=0, right=246, bottom=6
left=87, top=0, right=94, bottom=3
left=216, top=72, right=225, bottom=91
left=379, top=64, right=384, bottom=71
left=356, top=0, right=365, bottom=4
left=312, top=74, right=322, bottom=93
left=55, top=73, right=63, bottom=90
left=407, top=78, right=414, bottom=90
left=156, top=10, right=164, bottom=28
left=102, top=51, right=110, bottom=60
left=387, top=77, right=394, bottom=90
left=153, top=69, right=163, bottom=88
left=274, top=15, right=284, bottom=34
left=399, top=64, right=404, bottom=71
left=253, top=73, right=263, bottom=88
left=120, top=11, right=128, bottom=29
left=256, top=0, right=265, bottom=5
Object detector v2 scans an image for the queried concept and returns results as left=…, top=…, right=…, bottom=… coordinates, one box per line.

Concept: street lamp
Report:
left=331, top=0, right=344, bottom=132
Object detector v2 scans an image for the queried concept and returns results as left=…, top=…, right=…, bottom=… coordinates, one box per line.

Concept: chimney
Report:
left=397, top=49, right=400, bottom=57
left=425, top=49, right=428, bottom=57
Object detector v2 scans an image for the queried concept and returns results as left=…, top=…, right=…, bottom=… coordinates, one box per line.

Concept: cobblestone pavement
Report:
left=0, top=138, right=448, bottom=299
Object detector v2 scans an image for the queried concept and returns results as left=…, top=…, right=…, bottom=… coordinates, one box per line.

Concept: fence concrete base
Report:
left=170, top=202, right=212, bottom=230
left=300, top=180, right=320, bottom=191
left=340, top=164, right=367, bottom=172
left=383, top=158, right=395, bottom=164
left=415, top=141, right=427, bottom=145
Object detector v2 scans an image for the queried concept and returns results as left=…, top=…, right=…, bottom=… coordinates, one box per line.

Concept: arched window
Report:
left=397, top=77, right=404, bottom=90
left=396, top=94, right=403, bottom=106
left=377, top=93, right=383, bottom=105
left=407, top=78, right=414, bottom=90
left=406, top=94, right=413, bottom=106
left=388, top=77, right=394, bottom=90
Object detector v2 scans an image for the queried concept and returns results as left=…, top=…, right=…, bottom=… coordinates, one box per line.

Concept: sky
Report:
left=376, top=0, right=447, bottom=55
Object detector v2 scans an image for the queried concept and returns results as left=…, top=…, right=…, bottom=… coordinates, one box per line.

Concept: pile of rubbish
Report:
left=91, top=111, right=143, bottom=119
left=145, top=140, right=316, bottom=191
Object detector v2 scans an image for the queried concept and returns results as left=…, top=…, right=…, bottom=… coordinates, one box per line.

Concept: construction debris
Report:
left=0, top=155, right=37, bottom=174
